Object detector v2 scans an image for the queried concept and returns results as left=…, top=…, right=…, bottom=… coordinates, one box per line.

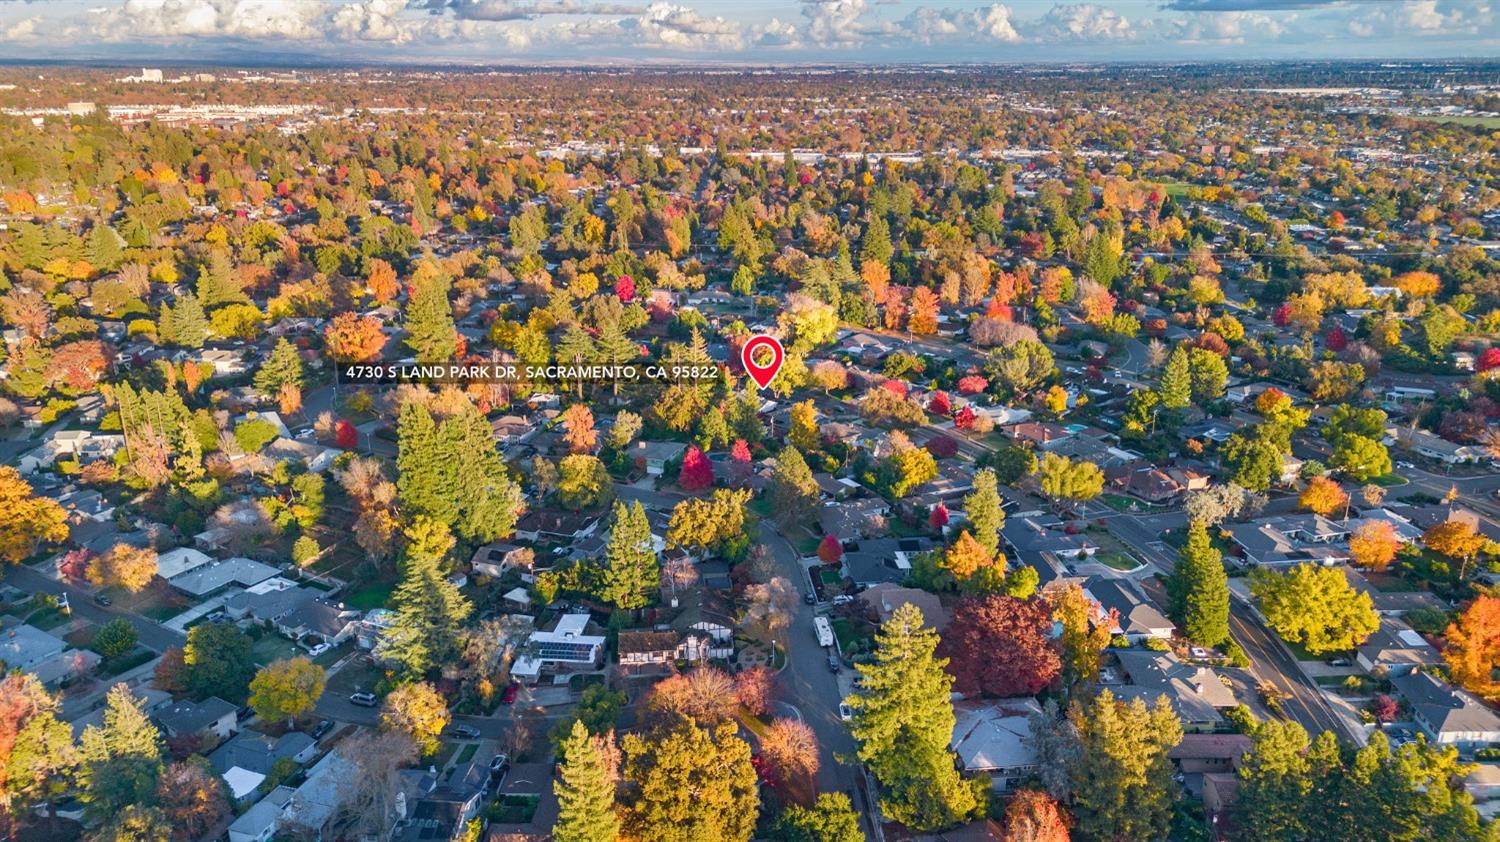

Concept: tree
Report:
left=156, top=758, right=228, bottom=840
left=248, top=658, right=326, bottom=725
left=848, top=603, right=982, bottom=830
left=908, top=286, right=939, bottom=334
left=939, top=595, right=1060, bottom=698
left=770, top=447, right=820, bottom=528
left=87, top=544, right=158, bottom=593
left=1187, top=347, right=1228, bottom=402
left=677, top=445, right=714, bottom=491
left=1444, top=595, right=1500, bottom=696
left=760, top=718, right=819, bottom=790
left=1423, top=520, right=1489, bottom=581
left=734, top=666, right=775, bottom=718
left=0, top=467, right=68, bottom=563
left=985, top=340, right=1056, bottom=396
left=553, top=720, right=619, bottom=842
left=1037, top=453, right=1104, bottom=509
left=382, top=516, right=473, bottom=677
left=883, top=436, right=938, bottom=499
left=1183, top=483, right=1249, bottom=528
left=254, top=337, right=303, bottom=399
left=776, top=792, right=863, bottom=842
left=159, top=293, right=207, bottom=348
left=1299, top=476, right=1349, bottom=517
left=88, top=805, right=171, bottom=842
left=646, top=668, right=739, bottom=727
left=558, top=454, right=613, bottom=511
left=0, top=674, right=77, bottom=820
left=1068, top=690, right=1182, bottom=842
left=1221, top=429, right=1284, bottom=492
left=182, top=622, right=255, bottom=702
left=1169, top=521, right=1230, bottom=648
left=964, top=468, right=1005, bottom=555
left=1001, top=789, right=1070, bottom=842
left=561, top=404, right=598, bottom=454
left=1050, top=583, right=1114, bottom=686
left=1249, top=564, right=1379, bottom=655
left=93, top=618, right=138, bottom=659
left=1159, top=346, right=1191, bottom=409
left=1349, top=520, right=1401, bottom=571
left=79, top=684, right=163, bottom=821
left=324, top=312, right=387, bottom=364
left=1331, top=434, right=1391, bottom=482
left=941, top=530, right=1001, bottom=582
left=404, top=263, right=458, bottom=361
left=788, top=400, right=820, bottom=452
left=817, top=534, right=843, bottom=565
left=380, top=682, right=450, bottom=756
left=600, top=501, right=658, bottom=610
left=621, top=721, right=758, bottom=842
left=1230, top=720, right=1311, bottom=841
left=665, top=489, right=751, bottom=557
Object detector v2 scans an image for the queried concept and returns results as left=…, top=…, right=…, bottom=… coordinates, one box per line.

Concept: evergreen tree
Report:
left=600, top=501, right=657, bottom=610
left=253, top=337, right=304, bottom=399
left=404, top=263, right=458, bottom=362
left=194, top=249, right=247, bottom=308
left=1170, top=520, right=1231, bottom=648
left=160, top=293, right=207, bottom=348
left=776, top=793, right=864, bottom=842
left=397, top=401, right=457, bottom=526
left=87, top=223, right=124, bottom=272
left=553, top=721, right=620, bottom=842
left=450, top=403, right=523, bottom=542
left=770, top=446, right=819, bottom=528
left=182, top=622, right=255, bottom=701
left=962, top=468, right=1004, bottom=555
left=594, top=320, right=638, bottom=396
left=861, top=215, right=894, bottom=266
left=1068, top=690, right=1183, bottom=842
left=1233, top=721, right=1312, bottom=841
left=79, top=683, right=164, bottom=821
left=1158, top=346, right=1192, bottom=410
left=848, top=603, right=982, bottom=831
left=731, top=263, right=756, bottom=297
left=382, top=516, right=472, bottom=678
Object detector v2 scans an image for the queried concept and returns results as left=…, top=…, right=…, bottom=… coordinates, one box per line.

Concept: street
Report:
left=2, top=563, right=186, bottom=653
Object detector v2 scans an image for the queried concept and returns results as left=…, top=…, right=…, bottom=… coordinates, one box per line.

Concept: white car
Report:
left=838, top=702, right=854, bottom=721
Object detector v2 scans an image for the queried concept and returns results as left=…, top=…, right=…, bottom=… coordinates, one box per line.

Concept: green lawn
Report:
left=26, top=606, right=71, bottom=631
left=488, top=795, right=540, bottom=824
left=1096, top=552, right=1143, bottom=572
left=818, top=568, right=842, bottom=586
left=454, top=743, right=479, bottom=765
left=251, top=635, right=301, bottom=666
left=326, top=661, right=385, bottom=697
left=344, top=581, right=396, bottom=611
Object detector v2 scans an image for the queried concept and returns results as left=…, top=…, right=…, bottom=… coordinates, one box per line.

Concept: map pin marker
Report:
left=741, top=334, right=785, bottom=390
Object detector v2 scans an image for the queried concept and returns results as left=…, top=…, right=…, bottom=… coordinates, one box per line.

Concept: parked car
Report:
left=349, top=691, right=378, bottom=707
left=500, top=683, right=520, bottom=704
left=311, top=720, right=333, bottom=739
left=1327, top=657, right=1352, bottom=667
left=448, top=724, right=481, bottom=739
left=489, top=753, right=510, bottom=773
left=832, top=594, right=855, bottom=606
left=838, top=702, right=854, bottom=721
left=803, top=591, right=817, bottom=605
left=93, top=594, right=112, bottom=606
left=826, top=654, right=841, bottom=673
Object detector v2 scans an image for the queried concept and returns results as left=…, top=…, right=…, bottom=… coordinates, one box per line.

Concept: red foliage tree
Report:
left=957, top=376, right=988, bottom=395
left=817, top=535, right=843, bottom=565
left=1371, top=694, right=1399, bottom=723
left=954, top=406, right=978, bottom=430
left=929, top=503, right=950, bottom=529
left=1479, top=347, right=1500, bottom=372
left=334, top=419, right=358, bottom=449
left=929, top=390, right=952, bottom=415
left=1325, top=326, right=1348, bottom=352
left=58, top=548, right=91, bottom=583
left=1272, top=303, right=1292, bottom=328
left=1002, top=789, right=1070, bottom=842
left=938, top=595, right=1061, bottom=698
left=925, top=435, right=959, bottom=459
left=678, top=445, right=714, bottom=491
left=615, top=274, right=636, bottom=302
left=728, top=439, right=752, bottom=487
left=880, top=379, right=909, bottom=398
left=734, top=666, right=775, bottom=718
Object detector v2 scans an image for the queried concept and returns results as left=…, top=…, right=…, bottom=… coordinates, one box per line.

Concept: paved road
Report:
left=2, top=563, right=186, bottom=653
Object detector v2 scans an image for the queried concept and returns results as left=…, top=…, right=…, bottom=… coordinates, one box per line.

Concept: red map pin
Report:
left=741, top=334, right=785, bottom=390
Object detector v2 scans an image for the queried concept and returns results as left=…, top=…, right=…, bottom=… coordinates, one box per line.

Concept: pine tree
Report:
left=1159, top=346, right=1191, bottom=410
left=404, top=263, right=458, bottom=362
left=1171, top=520, right=1231, bottom=647
left=79, top=683, right=164, bottom=821
left=160, top=292, right=207, bottom=348
left=770, top=446, right=820, bottom=528
left=599, top=501, right=657, bottom=610
left=848, top=603, right=981, bottom=830
left=195, top=248, right=247, bottom=307
left=382, top=516, right=472, bottom=678
left=87, top=223, right=123, bottom=272
left=253, top=337, right=304, bottom=399
left=558, top=325, right=597, bottom=399
left=963, top=468, right=1004, bottom=555
left=594, top=321, right=638, bottom=396
left=1233, top=721, right=1313, bottom=841
left=1068, top=690, right=1183, bottom=842
left=861, top=215, right=893, bottom=266
left=553, top=721, right=620, bottom=842
left=450, top=403, right=523, bottom=542
left=397, top=401, right=457, bottom=526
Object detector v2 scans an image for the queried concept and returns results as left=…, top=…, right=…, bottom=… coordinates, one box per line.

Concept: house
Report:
left=1106, top=465, right=1186, bottom=503
left=858, top=584, right=949, bottom=631
left=513, top=509, right=600, bottom=544
left=395, top=785, right=483, bottom=842
left=632, top=440, right=687, bottom=476
left=262, top=437, right=338, bottom=473
left=1001, top=422, right=1073, bottom=450
left=470, top=542, right=535, bottom=579
left=156, top=546, right=214, bottom=580
left=210, top=730, right=317, bottom=801
left=282, top=748, right=356, bottom=837
left=155, top=696, right=238, bottom=740
left=1169, top=733, right=1251, bottom=775
left=950, top=698, right=1043, bottom=791
left=1390, top=671, right=1500, bottom=751
left=0, top=623, right=66, bottom=671
left=1225, top=515, right=1348, bottom=567
left=617, top=629, right=731, bottom=670
left=509, top=613, right=604, bottom=683
left=819, top=497, right=890, bottom=541
left=224, top=578, right=320, bottom=626
left=274, top=599, right=361, bottom=646
left=1114, top=650, right=1237, bottom=731
left=1402, top=430, right=1486, bottom=465
left=228, top=785, right=295, bottom=842
left=1086, top=578, right=1174, bottom=642
left=168, top=557, right=280, bottom=597
left=1002, top=518, right=1097, bottom=560
left=1356, top=619, right=1441, bottom=676
left=840, top=536, right=937, bottom=588
left=193, top=348, right=249, bottom=377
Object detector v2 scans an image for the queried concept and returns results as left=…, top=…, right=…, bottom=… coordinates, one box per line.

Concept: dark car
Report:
left=448, top=724, right=481, bottom=740
left=827, top=653, right=841, bottom=673
left=500, top=683, right=520, bottom=704
left=93, top=594, right=112, bottom=606
left=489, top=752, right=510, bottom=773
left=311, top=720, right=333, bottom=739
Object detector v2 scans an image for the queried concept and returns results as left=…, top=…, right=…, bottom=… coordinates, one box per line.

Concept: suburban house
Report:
left=469, top=542, right=535, bottom=579
left=156, top=546, right=215, bottom=580
left=393, top=777, right=483, bottom=842
left=210, top=730, right=318, bottom=801
left=631, top=440, right=687, bottom=476
left=168, top=557, right=281, bottom=597
left=228, top=785, right=295, bottom=842
left=281, top=748, right=357, bottom=838
left=1401, top=429, right=1486, bottom=465
left=224, top=578, right=320, bottom=626
left=616, top=629, right=729, bottom=670
left=1355, top=619, right=1441, bottom=676
left=1086, top=578, right=1174, bottom=643
left=840, top=536, right=937, bottom=588
left=1001, top=422, right=1073, bottom=450
left=1390, top=671, right=1500, bottom=751
left=858, top=584, right=950, bottom=632
left=155, top=696, right=239, bottom=741
left=510, top=613, right=605, bottom=683
left=1114, top=650, right=1237, bottom=731
left=0, top=622, right=65, bottom=672
left=819, top=497, right=891, bottom=541
left=1225, top=515, right=1349, bottom=567
left=950, top=698, right=1043, bottom=791
left=274, top=599, right=362, bottom=647
left=1003, top=518, right=1098, bottom=560
left=513, top=510, right=600, bottom=544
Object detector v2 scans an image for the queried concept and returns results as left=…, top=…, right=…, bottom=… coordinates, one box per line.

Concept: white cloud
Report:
left=801, top=0, right=874, bottom=46
left=1025, top=3, right=1133, bottom=41
left=1167, top=9, right=1287, bottom=41
left=93, top=0, right=328, bottom=41
left=2, top=14, right=38, bottom=40
left=1338, top=0, right=1493, bottom=38
left=895, top=4, right=1022, bottom=44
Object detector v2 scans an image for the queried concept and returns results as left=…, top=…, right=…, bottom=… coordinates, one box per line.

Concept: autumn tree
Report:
left=646, top=668, right=738, bottom=727
left=1049, top=583, right=1114, bottom=686
left=776, top=793, right=863, bottom=842
left=1037, top=453, right=1103, bottom=510
left=848, top=603, right=983, bottom=830
left=1249, top=564, right=1379, bottom=655
left=1423, top=519, right=1490, bottom=581
left=1349, top=520, right=1401, bottom=571
left=1444, top=595, right=1500, bottom=696
left=248, top=658, right=326, bottom=725
left=0, top=674, right=77, bottom=822
left=380, top=682, right=450, bottom=756
left=156, top=758, right=228, bottom=839
left=86, top=543, right=158, bottom=593
left=0, top=468, right=68, bottom=563
left=1001, top=789, right=1070, bottom=842
left=621, top=721, right=758, bottom=842
left=788, top=399, right=820, bottom=452
left=677, top=445, right=714, bottom=491
left=561, top=404, right=598, bottom=454
left=938, top=595, right=1060, bottom=698
left=1299, top=476, right=1349, bottom=517
left=761, top=718, right=819, bottom=790
left=324, top=312, right=387, bottom=363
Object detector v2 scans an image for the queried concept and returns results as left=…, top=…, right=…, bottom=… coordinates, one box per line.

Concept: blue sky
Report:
left=0, top=0, right=1495, bottom=63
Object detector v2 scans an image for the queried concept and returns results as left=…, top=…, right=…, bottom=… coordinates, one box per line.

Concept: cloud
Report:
left=1331, top=0, right=1494, bottom=38
left=543, top=1, right=743, bottom=50
left=1161, top=0, right=1340, bottom=9
left=1, top=14, right=38, bottom=39
left=1025, top=3, right=1132, bottom=41
left=422, top=0, right=645, bottom=21
left=1165, top=9, right=1288, bottom=41
left=894, top=4, right=1022, bottom=44
left=801, top=0, right=875, bottom=46
left=90, top=0, right=328, bottom=41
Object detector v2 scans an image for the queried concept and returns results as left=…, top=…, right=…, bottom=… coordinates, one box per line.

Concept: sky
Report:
left=0, top=0, right=1495, bottom=64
